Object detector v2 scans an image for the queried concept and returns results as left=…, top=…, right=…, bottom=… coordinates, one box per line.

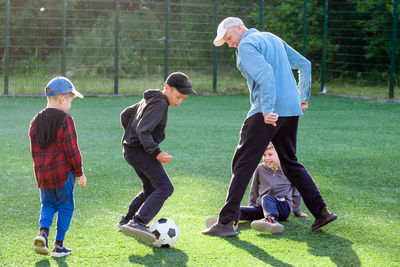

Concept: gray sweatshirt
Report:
left=248, top=163, right=303, bottom=216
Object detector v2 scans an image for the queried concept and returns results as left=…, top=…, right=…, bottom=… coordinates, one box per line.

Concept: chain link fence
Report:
left=0, top=0, right=399, bottom=99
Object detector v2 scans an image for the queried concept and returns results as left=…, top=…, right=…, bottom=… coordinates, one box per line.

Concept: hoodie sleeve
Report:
left=61, top=115, right=83, bottom=177
left=136, top=100, right=167, bottom=157
left=248, top=166, right=261, bottom=206
left=291, top=184, right=303, bottom=216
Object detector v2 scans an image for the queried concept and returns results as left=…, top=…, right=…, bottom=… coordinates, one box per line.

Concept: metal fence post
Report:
left=321, top=0, right=328, bottom=93
left=61, top=0, right=67, bottom=76
left=212, top=0, right=218, bottom=92
left=114, top=0, right=120, bottom=95
left=302, top=0, right=308, bottom=57
left=259, top=0, right=264, bottom=30
left=4, top=0, right=10, bottom=95
left=164, top=0, right=170, bottom=80
left=389, top=0, right=398, bottom=99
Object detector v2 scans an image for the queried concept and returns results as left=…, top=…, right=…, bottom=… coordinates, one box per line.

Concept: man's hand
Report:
left=264, top=112, right=279, bottom=127
left=78, top=173, right=87, bottom=187
left=156, top=152, right=172, bottom=164
left=301, top=101, right=309, bottom=111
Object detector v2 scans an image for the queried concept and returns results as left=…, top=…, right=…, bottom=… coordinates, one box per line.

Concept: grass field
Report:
left=0, top=94, right=399, bottom=266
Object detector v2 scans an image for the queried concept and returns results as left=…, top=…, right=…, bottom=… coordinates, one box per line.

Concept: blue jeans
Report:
left=39, top=171, right=75, bottom=241
left=240, top=194, right=291, bottom=221
left=124, top=147, right=174, bottom=225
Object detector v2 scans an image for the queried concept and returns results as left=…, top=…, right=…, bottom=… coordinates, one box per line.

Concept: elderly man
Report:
left=202, top=17, right=337, bottom=237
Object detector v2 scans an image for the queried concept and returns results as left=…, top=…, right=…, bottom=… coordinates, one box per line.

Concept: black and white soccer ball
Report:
left=149, top=218, right=180, bottom=248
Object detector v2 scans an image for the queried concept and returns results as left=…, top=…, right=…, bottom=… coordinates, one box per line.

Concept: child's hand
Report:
left=296, top=212, right=308, bottom=218
left=78, top=173, right=87, bottom=187
left=156, top=152, right=172, bottom=164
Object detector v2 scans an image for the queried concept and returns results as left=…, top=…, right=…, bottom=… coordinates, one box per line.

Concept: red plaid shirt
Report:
left=29, top=113, right=83, bottom=189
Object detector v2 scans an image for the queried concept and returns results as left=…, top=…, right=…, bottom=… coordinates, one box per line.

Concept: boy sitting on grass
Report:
left=206, top=142, right=307, bottom=234
left=29, top=77, right=87, bottom=257
left=117, top=72, right=196, bottom=243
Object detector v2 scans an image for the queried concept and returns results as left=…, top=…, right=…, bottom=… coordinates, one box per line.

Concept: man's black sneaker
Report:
left=311, top=206, right=337, bottom=230
left=116, top=216, right=129, bottom=229
left=201, top=221, right=238, bottom=237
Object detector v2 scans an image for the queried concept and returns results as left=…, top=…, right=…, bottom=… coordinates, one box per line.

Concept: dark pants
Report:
left=123, top=147, right=174, bottom=225
left=240, top=194, right=291, bottom=221
left=219, top=113, right=326, bottom=224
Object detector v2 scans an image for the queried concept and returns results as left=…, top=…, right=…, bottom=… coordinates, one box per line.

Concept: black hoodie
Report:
left=33, top=108, right=67, bottom=149
left=120, top=90, right=169, bottom=157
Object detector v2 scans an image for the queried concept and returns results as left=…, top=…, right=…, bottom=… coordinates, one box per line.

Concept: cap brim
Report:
left=72, top=89, right=84, bottom=98
left=177, top=87, right=197, bottom=95
left=213, top=30, right=227, bottom=46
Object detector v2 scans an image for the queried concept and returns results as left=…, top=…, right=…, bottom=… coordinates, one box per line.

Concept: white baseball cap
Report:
left=213, top=17, right=244, bottom=46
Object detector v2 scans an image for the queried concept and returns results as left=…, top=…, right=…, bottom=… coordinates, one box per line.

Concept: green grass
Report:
left=0, top=94, right=399, bottom=266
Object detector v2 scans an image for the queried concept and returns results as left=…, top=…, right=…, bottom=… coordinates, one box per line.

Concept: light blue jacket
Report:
left=236, top=29, right=311, bottom=117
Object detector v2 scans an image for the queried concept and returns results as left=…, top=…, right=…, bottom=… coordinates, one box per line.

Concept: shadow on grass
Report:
left=53, top=256, right=69, bottom=267
left=224, top=237, right=295, bottom=267
left=35, top=257, right=68, bottom=267
left=35, top=256, right=69, bottom=267
left=265, top=218, right=361, bottom=267
left=221, top=219, right=360, bottom=266
left=35, top=259, right=50, bottom=267
left=222, top=222, right=294, bottom=267
left=129, top=247, right=188, bottom=266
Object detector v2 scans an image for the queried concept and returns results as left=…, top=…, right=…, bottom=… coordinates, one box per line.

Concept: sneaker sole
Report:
left=33, top=236, right=49, bottom=255
left=205, top=217, right=239, bottom=230
left=121, top=225, right=156, bottom=243
left=201, top=229, right=238, bottom=237
left=51, top=251, right=72, bottom=258
left=251, top=221, right=284, bottom=234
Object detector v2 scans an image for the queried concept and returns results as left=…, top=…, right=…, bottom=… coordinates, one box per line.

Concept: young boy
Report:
left=118, top=72, right=196, bottom=243
left=29, top=77, right=87, bottom=257
left=243, top=142, right=308, bottom=234
left=205, top=143, right=307, bottom=234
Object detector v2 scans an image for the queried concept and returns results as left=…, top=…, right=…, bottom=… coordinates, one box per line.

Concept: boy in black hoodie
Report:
left=118, top=72, right=196, bottom=243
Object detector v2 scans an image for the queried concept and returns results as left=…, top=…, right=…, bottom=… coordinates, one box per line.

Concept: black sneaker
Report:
left=201, top=221, right=238, bottom=237
left=116, top=216, right=129, bottom=229
left=51, top=244, right=72, bottom=258
left=33, top=230, right=49, bottom=255
left=121, top=221, right=156, bottom=243
left=311, top=206, right=337, bottom=230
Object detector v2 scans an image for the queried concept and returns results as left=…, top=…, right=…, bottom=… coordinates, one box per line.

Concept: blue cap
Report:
left=45, top=77, right=83, bottom=98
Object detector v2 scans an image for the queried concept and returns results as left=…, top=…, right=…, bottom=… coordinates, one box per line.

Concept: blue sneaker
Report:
left=51, top=244, right=72, bottom=258
left=33, top=231, right=49, bottom=255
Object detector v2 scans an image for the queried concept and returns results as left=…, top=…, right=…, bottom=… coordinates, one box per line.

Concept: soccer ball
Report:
left=149, top=218, right=180, bottom=248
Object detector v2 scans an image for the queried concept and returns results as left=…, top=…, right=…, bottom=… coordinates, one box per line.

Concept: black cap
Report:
left=165, top=72, right=197, bottom=95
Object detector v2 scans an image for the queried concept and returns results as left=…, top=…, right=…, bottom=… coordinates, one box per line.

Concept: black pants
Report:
left=123, top=147, right=174, bottom=225
left=219, top=113, right=326, bottom=224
